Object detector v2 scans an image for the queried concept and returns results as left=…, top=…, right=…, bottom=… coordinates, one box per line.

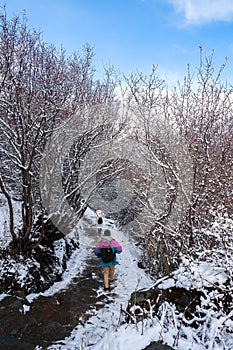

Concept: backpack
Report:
left=97, top=217, right=103, bottom=225
left=100, top=246, right=115, bottom=263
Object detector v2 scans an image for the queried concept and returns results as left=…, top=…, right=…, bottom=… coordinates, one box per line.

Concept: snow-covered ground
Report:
left=49, top=208, right=233, bottom=350
left=46, top=208, right=154, bottom=350
left=1, top=202, right=233, bottom=350
left=46, top=209, right=233, bottom=349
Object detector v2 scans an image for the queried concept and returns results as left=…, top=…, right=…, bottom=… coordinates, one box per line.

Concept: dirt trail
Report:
left=0, top=218, right=112, bottom=350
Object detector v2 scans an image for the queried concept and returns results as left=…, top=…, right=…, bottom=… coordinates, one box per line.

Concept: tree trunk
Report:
left=0, top=175, right=17, bottom=244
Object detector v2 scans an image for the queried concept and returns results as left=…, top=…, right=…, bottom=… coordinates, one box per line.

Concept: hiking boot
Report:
left=109, top=279, right=115, bottom=284
left=104, top=286, right=110, bottom=292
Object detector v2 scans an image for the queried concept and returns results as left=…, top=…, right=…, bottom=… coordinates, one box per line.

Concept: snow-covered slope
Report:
left=46, top=208, right=154, bottom=349
left=47, top=208, right=233, bottom=350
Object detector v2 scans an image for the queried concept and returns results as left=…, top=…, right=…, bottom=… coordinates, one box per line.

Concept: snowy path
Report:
left=2, top=207, right=231, bottom=349
left=0, top=207, right=154, bottom=350
left=47, top=210, right=154, bottom=349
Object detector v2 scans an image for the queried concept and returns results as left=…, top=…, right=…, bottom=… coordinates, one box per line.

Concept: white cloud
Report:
left=169, top=0, right=233, bottom=25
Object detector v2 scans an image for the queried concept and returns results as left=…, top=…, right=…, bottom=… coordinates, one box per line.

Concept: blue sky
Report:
left=3, top=0, right=233, bottom=85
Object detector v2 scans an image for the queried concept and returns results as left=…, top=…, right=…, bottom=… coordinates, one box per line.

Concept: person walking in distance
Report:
left=96, top=208, right=103, bottom=234
left=96, top=208, right=103, bottom=225
left=94, top=229, right=122, bottom=291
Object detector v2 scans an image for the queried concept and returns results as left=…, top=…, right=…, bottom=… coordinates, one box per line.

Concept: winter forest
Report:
left=0, top=10, right=232, bottom=350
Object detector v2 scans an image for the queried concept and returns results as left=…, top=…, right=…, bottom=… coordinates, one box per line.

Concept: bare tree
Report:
left=0, top=10, right=119, bottom=253
left=123, top=50, right=233, bottom=275
left=172, top=49, right=233, bottom=248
